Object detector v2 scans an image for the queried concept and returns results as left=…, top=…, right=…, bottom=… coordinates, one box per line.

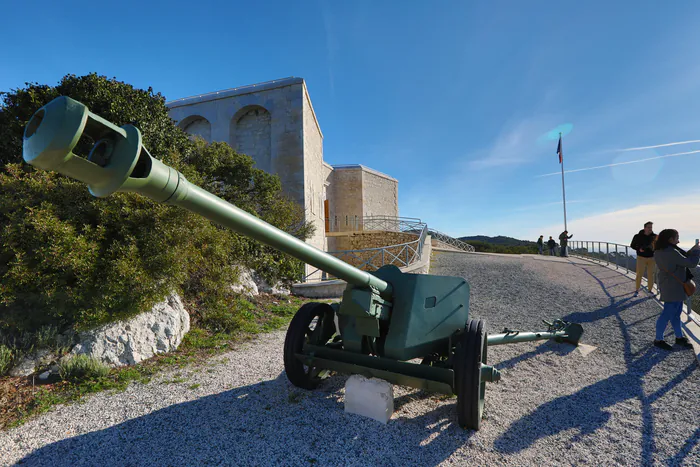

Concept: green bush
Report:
left=0, top=345, right=12, bottom=376
left=467, top=240, right=538, bottom=255
left=58, top=355, right=110, bottom=382
left=0, top=74, right=313, bottom=338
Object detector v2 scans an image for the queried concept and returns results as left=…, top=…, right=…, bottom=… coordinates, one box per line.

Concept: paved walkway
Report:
left=1, top=252, right=698, bottom=466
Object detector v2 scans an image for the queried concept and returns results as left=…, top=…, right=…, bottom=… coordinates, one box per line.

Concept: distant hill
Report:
left=457, top=235, right=539, bottom=255
left=459, top=235, right=538, bottom=247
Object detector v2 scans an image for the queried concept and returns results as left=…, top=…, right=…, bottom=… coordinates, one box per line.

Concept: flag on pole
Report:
left=557, top=135, right=563, bottom=164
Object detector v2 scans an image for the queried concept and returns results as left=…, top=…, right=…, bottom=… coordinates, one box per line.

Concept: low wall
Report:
left=327, top=231, right=422, bottom=270
left=292, top=235, right=432, bottom=298
left=328, top=231, right=418, bottom=251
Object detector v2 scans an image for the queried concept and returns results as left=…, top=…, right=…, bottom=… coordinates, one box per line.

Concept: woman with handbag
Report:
left=653, top=229, right=700, bottom=350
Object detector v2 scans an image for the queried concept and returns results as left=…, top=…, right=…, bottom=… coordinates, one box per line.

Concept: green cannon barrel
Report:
left=22, top=96, right=392, bottom=297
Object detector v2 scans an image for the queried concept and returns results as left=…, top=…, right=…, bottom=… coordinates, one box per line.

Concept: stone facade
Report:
left=166, top=77, right=398, bottom=278
left=327, top=166, right=363, bottom=232
left=327, top=165, right=399, bottom=232
left=327, top=231, right=419, bottom=270
left=362, top=169, right=399, bottom=218
left=301, top=83, right=327, bottom=256
left=167, top=78, right=307, bottom=211
left=329, top=231, right=417, bottom=252
left=234, top=107, right=272, bottom=173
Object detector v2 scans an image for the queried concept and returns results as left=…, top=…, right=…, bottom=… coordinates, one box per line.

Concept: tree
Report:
left=0, top=74, right=312, bottom=335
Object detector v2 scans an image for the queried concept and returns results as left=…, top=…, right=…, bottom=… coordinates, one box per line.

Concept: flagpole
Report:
left=559, top=132, right=568, bottom=232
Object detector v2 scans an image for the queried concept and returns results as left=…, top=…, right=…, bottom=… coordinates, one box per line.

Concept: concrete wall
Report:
left=328, top=231, right=417, bottom=252
left=167, top=78, right=305, bottom=207
left=327, top=231, right=419, bottom=270
left=167, top=78, right=399, bottom=282
left=180, top=116, right=211, bottom=141
left=362, top=169, right=399, bottom=218
left=301, top=82, right=326, bottom=253
left=328, top=165, right=398, bottom=231
left=233, top=107, right=272, bottom=173
left=292, top=235, right=432, bottom=298
left=328, top=167, right=363, bottom=232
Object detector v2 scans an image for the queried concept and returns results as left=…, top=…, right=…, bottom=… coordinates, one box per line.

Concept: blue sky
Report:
left=2, top=1, right=700, bottom=246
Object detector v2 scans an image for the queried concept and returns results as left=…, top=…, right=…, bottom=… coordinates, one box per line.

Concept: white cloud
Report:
left=468, top=118, right=551, bottom=169
left=512, top=199, right=592, bottom=212
left=527, top=201, right=700, bottom=249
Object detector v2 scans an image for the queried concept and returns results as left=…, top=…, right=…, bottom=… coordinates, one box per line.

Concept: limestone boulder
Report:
left=229, top=266, right=290, bottom=296
left=230, top=267, right=259, bottom=297
left=253, top=271, right=290, bottom=296
left=8, top=349, right=54, bottom=377
left=70, top=293, right=190, bottom=367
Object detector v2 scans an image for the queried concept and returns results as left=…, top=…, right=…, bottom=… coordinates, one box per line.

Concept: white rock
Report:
left=344, top=375, right=394, bottom=424
left=38, top=371, right=51, bottom=380
left=253, top=272, right=290, bottom=296
left=230, top=267, right=259, bottom=297
left=70, top=293, right=190, bottom=367
left=8, top=349, right=52, bottom=377
left=8, top=356, right=36, bottom=377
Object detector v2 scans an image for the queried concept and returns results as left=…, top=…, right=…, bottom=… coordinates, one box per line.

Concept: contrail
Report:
left=619, top=140, right=700, bottom=151
left=536, top=149, right=700, bottom=178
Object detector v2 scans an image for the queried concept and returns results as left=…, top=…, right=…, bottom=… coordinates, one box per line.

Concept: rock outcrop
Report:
left=70, top=293, right=190, bottom=367
left=230, top=266, right=290, bottom=297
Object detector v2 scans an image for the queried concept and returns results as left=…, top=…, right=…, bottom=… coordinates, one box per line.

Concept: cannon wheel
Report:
left=455, top=318, right=487, bottom=430
left=283, top=302, right=334, bottom=390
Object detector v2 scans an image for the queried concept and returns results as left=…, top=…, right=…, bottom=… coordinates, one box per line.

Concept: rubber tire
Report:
left=283, top=302, right=333, bottom=390
left=455, top=318, right=487, bottom=430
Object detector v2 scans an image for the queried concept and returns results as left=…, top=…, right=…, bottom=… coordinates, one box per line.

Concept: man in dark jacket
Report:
left=630, top=221, right=656, bottom=296
left=536, top=235, right=544, bottom=255
left=547, top=236, right=556, bottom=256
left=559, top=231, right=573, bottom=257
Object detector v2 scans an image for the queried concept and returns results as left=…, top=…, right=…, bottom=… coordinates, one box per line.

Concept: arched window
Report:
left=178, top=115, right=211, bottom=141
left=230, top=106, right=272, bottom=173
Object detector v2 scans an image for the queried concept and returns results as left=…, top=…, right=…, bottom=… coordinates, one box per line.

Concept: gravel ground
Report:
left=1, top=252, right=698, bottom=467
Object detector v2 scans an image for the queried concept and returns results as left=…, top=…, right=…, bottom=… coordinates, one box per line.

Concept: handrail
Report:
left=303, top=215, right=476, bottom=282
left=568, top=240, right=699, bottom=323
left=302, top=218, right=429, bottom=282
left=428, top=228, right=476, bottom=253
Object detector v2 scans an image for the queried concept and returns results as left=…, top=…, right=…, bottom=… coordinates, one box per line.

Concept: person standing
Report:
left=559, top=231, right=573, bottom=257
left=653, top=229, right=700, bottom=350
left=547, top=236, right=556, bottom=256
left=537, top=235, right=544, bottom=255
left=630, top=221, right=657, bottom=297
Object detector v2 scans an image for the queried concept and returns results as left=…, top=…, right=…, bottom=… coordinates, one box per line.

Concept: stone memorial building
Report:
left=166, top=77, right=399, bottom=276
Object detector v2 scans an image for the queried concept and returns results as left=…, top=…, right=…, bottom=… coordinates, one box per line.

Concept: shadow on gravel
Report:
left=495, top=263, right=699, bottom=466
left=16, top=373, right=473, bottom=467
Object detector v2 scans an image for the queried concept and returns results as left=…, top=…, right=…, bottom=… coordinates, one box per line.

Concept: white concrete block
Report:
left=344, top=375, right=394, bottom=424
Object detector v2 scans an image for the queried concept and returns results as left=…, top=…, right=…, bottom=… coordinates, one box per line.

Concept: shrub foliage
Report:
left=58, top=355, right=111, bottom=382
left=0, top=74, right=313, bottom=336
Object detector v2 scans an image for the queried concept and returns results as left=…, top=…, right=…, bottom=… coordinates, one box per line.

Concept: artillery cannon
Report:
left=22, top=96, right=584, bottom=430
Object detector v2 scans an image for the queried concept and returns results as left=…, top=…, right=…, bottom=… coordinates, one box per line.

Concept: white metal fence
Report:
left=569, top=240, right=699, bottom=324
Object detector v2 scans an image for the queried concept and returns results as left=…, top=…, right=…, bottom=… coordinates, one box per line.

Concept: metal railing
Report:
left=329, top=223, right=428, bottom=272
left=302, top=217, right=429, bottom=282
left=428, top=228, right=476, bottom=253
left=362, top=216, right=426, bottom=234
left=568, top=240, right=698, bottom=323
left=327, top=215, right=426, bottom=233
left=568, top=240, right=636, bottom=272
left=302, top=215, right=476, bottom=282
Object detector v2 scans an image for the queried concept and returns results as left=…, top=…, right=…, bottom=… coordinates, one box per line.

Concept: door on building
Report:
left=324, top=200, right=330, bottom=232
